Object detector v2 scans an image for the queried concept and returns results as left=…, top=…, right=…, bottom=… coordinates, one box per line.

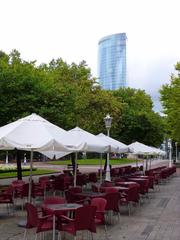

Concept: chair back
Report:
left=104, top=187, right=118, bottom=193
left=21, top=183, right=29, bottom=197
left=43, top=196, right=66, bottom=205
left=12, top=180, right=25, bottom=186
left=75, top=205, right=96, bottom=232
left=91, top=198, right=106, bottom=211
left=91, top=184, right=99, bottom=192
left=88, top=172, right=97, bottom=183
left=101, top=181, right=113, bottom=187
left=104, top=192, right=120, bottom=212
left=68, top=186, right=82, bottom=193
left=25, top=203, right=38, bottom=228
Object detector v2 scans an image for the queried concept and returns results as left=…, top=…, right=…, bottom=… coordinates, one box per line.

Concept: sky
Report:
left=1, top=0, right=180, bottom=112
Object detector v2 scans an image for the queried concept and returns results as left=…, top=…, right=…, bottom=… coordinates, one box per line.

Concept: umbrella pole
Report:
left=73, top=152, right=77, bottom=187
left=100, top=153, right=103, bottom=184
left=28, top=150, right=33, bottom=202
left=6, top=151, right=8, bottom=164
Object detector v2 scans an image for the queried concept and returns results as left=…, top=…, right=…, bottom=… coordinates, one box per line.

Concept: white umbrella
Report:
left=128, top=141, right=156, bottom=155
left=69, top=127, right=116, bottom=153
left=0, top=113, right=85, bottom=152
left=0, top=113, right=86, bottom=201
left=97, top=133, right=130, bottom=153
left=128, top=141, right=161, bottom=170
left=68, top=127, right=117, bottom=185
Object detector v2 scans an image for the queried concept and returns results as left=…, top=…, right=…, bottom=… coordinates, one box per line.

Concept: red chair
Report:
left=0, top=189, right=14, bottom=214
left=76, top=174, right=88, bottom=187
left=13, top=183, right=29, bottom=210
left=91, top=198, right=108, bottom=237
left=89, top=172, right=98, bottom=183
left=32, top=182, right=45, bottom=200
left=65, top=190, right=88, bottom=204
left=104, top=192, right=120, bottom=223
left=91, top=184, right=99, bottom=193
left=103, top=187, right=118, bottom=194
left=23, top=202, right=53, bottom=240
left=59, top=205, right=96, bottom=240
left=68, top=186, right=82, bottom=193
left=101, top=181, right=114, bottom=187
left=119, top=185, right=140, bottom=216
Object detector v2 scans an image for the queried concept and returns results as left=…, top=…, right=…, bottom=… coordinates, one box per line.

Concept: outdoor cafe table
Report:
left=43, top=203, right=82, bottom=240
left=75, top=191, right=106, bottom=199
left=127, top=178, right=149, bottom=194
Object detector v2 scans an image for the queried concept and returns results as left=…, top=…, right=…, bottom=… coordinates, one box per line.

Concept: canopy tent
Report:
left=0, top=113, right=86, bottom=200
left=128, top=141, right=165, bottom=156
left=149, top=147, right=166, bottom=156
left=128, top=141, right=166, bottom=170
left=128, top=141, right=157, bottom=155
left=0, top=113, right=86, bottom=152
left=40, top=127, right=119, bottom=159
left=96, top=133, right=130, bottom=153
left=69, top=127, right=121, bottom=184
left=68, top=127, right=118, bottom=153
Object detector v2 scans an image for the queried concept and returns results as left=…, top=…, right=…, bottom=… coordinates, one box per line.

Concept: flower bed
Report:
left=0, top=164, right=36, bottom=173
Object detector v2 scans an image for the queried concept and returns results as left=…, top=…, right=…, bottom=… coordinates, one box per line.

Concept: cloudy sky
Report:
left=1, top=0, right=180, bottom=112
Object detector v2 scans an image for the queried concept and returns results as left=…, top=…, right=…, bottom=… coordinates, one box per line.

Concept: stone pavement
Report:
left=0, top=164, right=180, bottom=240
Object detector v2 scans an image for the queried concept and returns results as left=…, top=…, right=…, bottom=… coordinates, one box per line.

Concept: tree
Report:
left=160, top=62, right=180, bottom=142
left=113, top=88, right=165, bottom=146
left=0, top=51, right=122, bottom=136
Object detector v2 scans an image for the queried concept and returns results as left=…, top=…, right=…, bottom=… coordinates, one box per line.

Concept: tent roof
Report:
left=68, top=127, right=115, bottom=153
left=97, top=133, right=130, bottom=153
left=128, top=141, right=165, bottom=155
left=0, top=113, right=86, bottom=152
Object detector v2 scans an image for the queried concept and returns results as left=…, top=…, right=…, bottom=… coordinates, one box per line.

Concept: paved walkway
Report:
left=0, top=162, right=179, bottom=240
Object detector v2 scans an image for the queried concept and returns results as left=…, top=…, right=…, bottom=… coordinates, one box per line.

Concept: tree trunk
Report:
left=16, top=150, right=22, bottom=180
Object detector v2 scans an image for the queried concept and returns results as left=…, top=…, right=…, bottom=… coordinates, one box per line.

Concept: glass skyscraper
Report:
left=98, top=33, right=127, bottom=90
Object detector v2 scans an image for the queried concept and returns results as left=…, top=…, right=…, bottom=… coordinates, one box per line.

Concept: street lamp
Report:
left=168, top=138, right=172, bottom=167
left=104, top=114, right=112, bottom=181
left=175, top=142, right=178, bottom=163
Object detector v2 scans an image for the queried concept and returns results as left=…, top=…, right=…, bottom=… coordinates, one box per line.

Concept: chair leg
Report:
left=104, top=225, right=109, bottom=240
left=23, top=229, right=27, bottom=240
left=128, top=203, right=131, bottom=216
left=35, top=233, right=38, bottom=240
left=58, top=231, right=62, bottom=240
left=90, top=231, right=94, bottom=240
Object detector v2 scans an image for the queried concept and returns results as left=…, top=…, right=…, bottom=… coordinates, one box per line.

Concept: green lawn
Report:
left=48, top=158, right=137, bottom=166
left=0, top=169, right=57, bottom=179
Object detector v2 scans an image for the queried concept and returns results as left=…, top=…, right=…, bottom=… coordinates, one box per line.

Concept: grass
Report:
left=47, top=158, right=137, bottom=166
left=0, top=169, right=57, bottom=179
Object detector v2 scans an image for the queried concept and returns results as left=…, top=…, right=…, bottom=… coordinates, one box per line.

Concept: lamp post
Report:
left=168, top=138, right=172, bottom=167
left=175, top=142, right=178, bottom=163
left=104, top=114, right=112, bottom=182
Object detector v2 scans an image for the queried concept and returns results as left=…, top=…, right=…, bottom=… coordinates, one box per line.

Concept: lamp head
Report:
left=104, top=114, right=112, bottom=129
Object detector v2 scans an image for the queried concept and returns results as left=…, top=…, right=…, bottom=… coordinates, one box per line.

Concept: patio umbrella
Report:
left=68, top=127, right=119, bottom=185
left=128, top=141, right=161, bottom=170
left=0, top=113, right=86, bottom=201
left=128, top=141, right=156, bottom=155
left=97, top=133, right=130, bottom=153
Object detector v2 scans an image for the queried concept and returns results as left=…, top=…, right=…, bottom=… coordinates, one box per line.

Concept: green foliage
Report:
left=113, top=88, right=164, bottom=146
left=0, top=49, right=165, bottom=147
left=160, top=62, right=180, bottom=142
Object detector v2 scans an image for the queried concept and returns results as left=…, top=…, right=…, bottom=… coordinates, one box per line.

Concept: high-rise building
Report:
left=98, top=33, right=127, bottom=90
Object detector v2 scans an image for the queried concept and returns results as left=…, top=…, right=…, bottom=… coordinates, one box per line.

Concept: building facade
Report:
left=98, top=33, right=127, bottom=90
